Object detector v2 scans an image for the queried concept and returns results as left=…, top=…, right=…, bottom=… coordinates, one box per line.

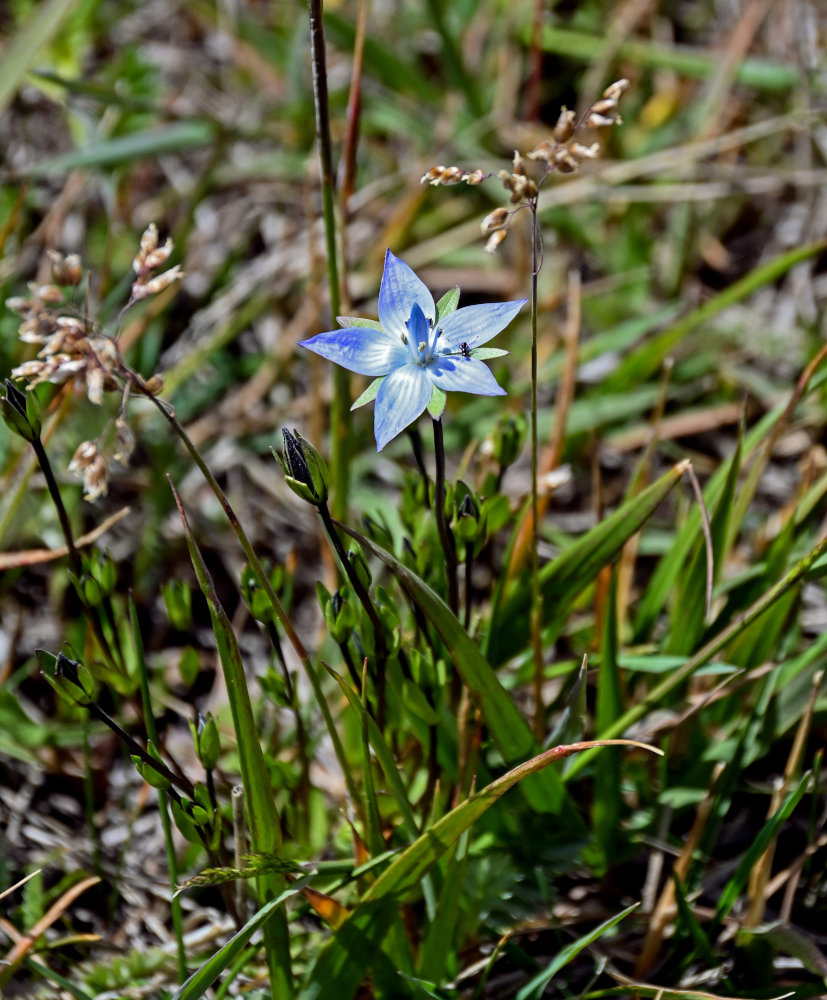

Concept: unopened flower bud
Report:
left=39, top=651, right=98, bottom=707
left=347, top=545, right=372, bottom=591
left=491, top=411, right=527, bottom=468
left=170, top=798, right=203, bottom=844
left=456, top=488, right=481, bottom=544
left=189, top=712, right=220, bottom=770
left=1, top=378, right=41, bottom=443
left=277, top=428, right=329, bottom=506
left=323, top=587, right=358, bottom=644
left=131, top=741, right=172, bottom=790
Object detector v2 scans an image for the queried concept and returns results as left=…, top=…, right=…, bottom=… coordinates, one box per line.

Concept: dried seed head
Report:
left=480, top=207, right=510, bottom=233
left=113, top=417, right=135, bottom=465
left=47, top=251, right=83, bottom=287
left=570, top=142, right=601, bottom=159
left=484, top=229, right=508, bottom=254
left=143, top=265, right=183, bottom=296
left=553, top=148, right=580, bottom=173
left=140, top=373, right=165, bottom=395
left=603, top=78, right=629, bottom=101
left=512, top=151, right=526, bottom=176
left=587, top=111, right=620, bottom=128
left=528, top=140, right=556, bottom=164
left=465, top=169, right=486, bottom=184
left=33, top=283, right=64, bottom=304
left=69, top=440, right=109, bottom=501
left=143, top=239, right=173, bottom=271
left=553, top=107, right=576, bottom=144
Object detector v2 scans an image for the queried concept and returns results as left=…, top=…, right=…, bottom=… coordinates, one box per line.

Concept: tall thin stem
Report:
left=308, top=0, right=349, bottom=519
left=432, top=418, right=459, bottom=615
left=529, top=202, right=545, bottom=742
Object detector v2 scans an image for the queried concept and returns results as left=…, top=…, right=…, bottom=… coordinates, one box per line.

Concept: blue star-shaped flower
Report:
left=299, top=249, right=526, bottom=450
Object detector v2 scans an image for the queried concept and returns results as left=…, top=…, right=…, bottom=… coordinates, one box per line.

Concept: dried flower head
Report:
left=130, top=223, right=182, bottom=304
left=47, top=250, right=82, bottom=287
left=69, top=440, right=109, bottom=501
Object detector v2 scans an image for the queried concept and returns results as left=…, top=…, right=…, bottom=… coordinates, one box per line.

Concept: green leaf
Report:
left=298, top=741, right=641, bottom=1000
left=515, top=902, right=639, bottom=1000
left=335, top=521, right=572, bottom=815
left=351, top=376, right=385, bottom=409
left=171, top=878, right=310, bottom=1000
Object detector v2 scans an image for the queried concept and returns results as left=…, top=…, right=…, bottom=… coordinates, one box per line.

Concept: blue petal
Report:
left=378, top=250, right=435, bottom=341
left=299, top=327, right=406, bottom=376
left=373, top=364, right=432, bottom=450
left=437, top=299, right=526, bottom=350
left=430, top=356, right=506, bottom=395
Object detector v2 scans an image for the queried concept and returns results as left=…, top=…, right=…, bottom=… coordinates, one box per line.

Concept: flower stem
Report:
left=432, top=418, right=459, bottom=615
left=529, top=201, right=545, bottom=742
left=308, top=0, right=349, bottom=521
left=318, top=500, right=388, bottom=726
left=407, top=426, right=431, bottom=508
left=137, top=387, right=361, bottom=810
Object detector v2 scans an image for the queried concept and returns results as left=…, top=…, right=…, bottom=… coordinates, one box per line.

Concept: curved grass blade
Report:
left=172, top=878, right=310, bottom=1000
left=298, top=740, right=659, bottom=1000
left=515, top=902, right=639, bottom=1000
left=489, top=461, right=688, bottom=665
left=0, top=0, right=79, bottom=116
left=171, top=481, right=292, bottom=995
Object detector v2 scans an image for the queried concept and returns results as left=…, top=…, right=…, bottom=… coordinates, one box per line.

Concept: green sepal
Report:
left=162, top=579, right=193, bottom=630
left=1, top=379, right=41, bottom=443
left=435, top=286, right=460, bottom=322
left=37, top=650, right=97, bottom=707
left=337, top=316, right=384, bottom=330
left=351, top=376, right=385, bottom=410
left=426, top=386, right=446, bottom=420
left=470, top=347, right=508, bottom=360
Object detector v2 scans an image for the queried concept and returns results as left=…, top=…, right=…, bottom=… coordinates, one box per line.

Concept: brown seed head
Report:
left=480, top=207, right=510, bottom=233
left=484, top=229, right=508, bottom=254
left=553, top=108, right=576, bottom=144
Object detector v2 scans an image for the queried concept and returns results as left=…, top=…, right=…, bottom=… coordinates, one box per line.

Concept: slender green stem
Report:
left=432, top=418, right=459, bottom=615
left=528, top=201, right=545, bottom=742
left=30, top=437, right=122, bottom=673
left=137, top=387, right=361, bottom=810
left=407, top=426, right=431, bottom=508
left=81, top=714, right=102, bottom=876
left=463, top=542, right=473, bottom=631
left=318, top=500, right=388, bottom=725
left=308, top=0, right=349, bottom=519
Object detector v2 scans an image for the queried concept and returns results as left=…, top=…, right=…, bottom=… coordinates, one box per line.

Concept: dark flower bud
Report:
left=1, top=378, right=41, bottom=443
left=322, top=586, right=358, bottom=644
left=38, top=650, right=97, bottom=707
left=491, top=412, right=527, bottom=469
left=276, top=428, right=329, bottom=506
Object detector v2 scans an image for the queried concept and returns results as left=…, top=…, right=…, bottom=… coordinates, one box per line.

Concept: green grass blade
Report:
left=489, top=461, right=688, bottom=665
left=566, top=529, right=827, bottom=781
left=592, top=569, right=623, bottom=867
left=335, top=521, right=570, bottom=815
left=600, top=243, right=826, bottom=395
left=173, top=485, right=292, bottom=996
left=0, top=0, right=80, bottom=116
left=515, top=902, right=639, bottom=1000
left=298, top=741, right=649, bottom=1000
left=18, top=121, right=217, bottom=176
left=172, top=878, right=310, bottom=1000
left=712, top=772, right=810, bottom=927
left=417, top=828, right=470, bottom=983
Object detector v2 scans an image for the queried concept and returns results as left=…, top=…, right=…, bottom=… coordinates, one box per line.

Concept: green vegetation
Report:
left=1, top=2, right=825, bottom=998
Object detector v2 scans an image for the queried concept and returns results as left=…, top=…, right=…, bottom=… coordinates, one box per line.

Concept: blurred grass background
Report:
left=1, top=0, right=826, bottom=997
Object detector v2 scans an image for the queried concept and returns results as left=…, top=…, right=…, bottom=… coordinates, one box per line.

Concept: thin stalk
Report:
left=129, top=597, right=186, bottom=983
left=463, top=542, right=473, bottom=631
left=432, top=418, right=459, bottom=615
left=407, top=426, right=431, bottom=508
left=308, top=0, right=349, bottom=519
left=136, top=386, right=360, bottom=809
left=30, top=437, right=122, bottom=673
left=528, top=203, right=545, bottom=741
left=318, top=500, right=388, bottom=725
left=81, top=714, right=102, bottom=876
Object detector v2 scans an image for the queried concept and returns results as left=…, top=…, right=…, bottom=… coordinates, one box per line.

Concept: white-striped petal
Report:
left=378, top=250, right=435, bottom=341
left=437, top=299, right=526, bottom=350
left=299, top=327, right=405, bottom=376
left=429, top=356, right=506, bottom=395
left=373, top=363, right=432, bottom=450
